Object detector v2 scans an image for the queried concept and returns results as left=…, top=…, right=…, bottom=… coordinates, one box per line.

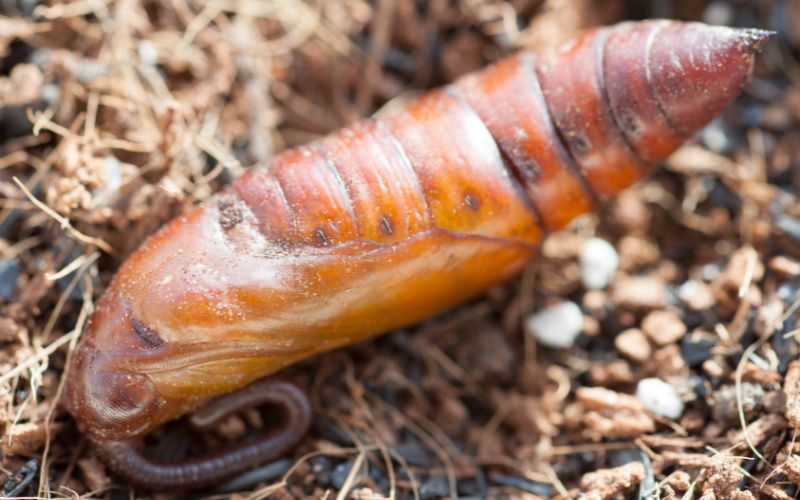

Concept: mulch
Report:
left=0, top=0, right=799, bottom=498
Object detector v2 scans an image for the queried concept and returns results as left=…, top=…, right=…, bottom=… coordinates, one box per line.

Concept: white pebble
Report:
left=91, top=156, right=123, bottom=208
left=580, top=237, right=619, bottom=290
left=636, top=378, right=684, bottom=419
left=703, top=1, right=735, bottom=26
left=524, top=301, right=583, bottom=349
left=138, top=40, right=159, bottom=66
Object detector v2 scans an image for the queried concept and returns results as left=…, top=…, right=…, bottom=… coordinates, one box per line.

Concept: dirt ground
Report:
left=0, top=0, right=799, bottom=498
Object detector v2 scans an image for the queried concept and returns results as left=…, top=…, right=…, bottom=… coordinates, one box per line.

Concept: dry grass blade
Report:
left=11, top=178, right=113, bottom=254
left=0, top=0, right=795, bottom=497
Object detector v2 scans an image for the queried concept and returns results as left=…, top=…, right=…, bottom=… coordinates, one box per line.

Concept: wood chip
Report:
left=702, top=453, right=743, bottom=498
left=611, top=275, right=668, bottom=310
left=576, top=387, right=655, bottom=437
left=580, top=461, right=645, bottom=500
left=662, top=451, right=716, bottom=468
left=588, top=360, right=635, bottom=386
left=0, top=317, right=21, bottom=342
left=759, top=483, right=795, bottom=500
left=665, top=470, right=692, bottom=491
left=639, top=435, right=706, bottom=449
left=780, top=454, right=800, bottom=485
left=642, top=309, right=687, bottom=346
left=1, top=422, right=62, bottom=456
left=728, top=413, right=788, bottom=450
left=614, top=328, right=652, bottom=363
left=768, top=256, right=800, bottom=276
left=784, top=360, right=800, bottom=429
left=77, top=455, right=111, bottom=493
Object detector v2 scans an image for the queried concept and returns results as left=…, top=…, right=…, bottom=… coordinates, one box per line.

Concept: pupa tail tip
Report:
left=730, top=26, right=777, bottom=55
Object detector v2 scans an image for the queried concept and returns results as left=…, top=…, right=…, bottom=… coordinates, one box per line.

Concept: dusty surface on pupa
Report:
left=0, top=0, right=798, bottom=498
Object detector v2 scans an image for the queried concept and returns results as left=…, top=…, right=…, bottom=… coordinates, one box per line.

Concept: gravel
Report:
left=636, top=378, right=685, bottom=420
left=524, top=300, right=584, bottom=348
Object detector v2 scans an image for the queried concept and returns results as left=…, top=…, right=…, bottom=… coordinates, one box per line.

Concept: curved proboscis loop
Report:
left=92, top=378, right=311, bottom=491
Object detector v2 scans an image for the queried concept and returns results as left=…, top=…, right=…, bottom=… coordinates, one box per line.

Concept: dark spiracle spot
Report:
left=217, top=197, right=244, bottom=230
left=379, top=214, right=394, bottom=236
left=132, top=318, right=164, bottom=348
left=518, top=158, right=542, bottom=182
left=568, top=132, right=590, bottom=156
left=463, top=192, right=480, bottom=211
left=618, top=110, right=641, bottom=136
left=315, top=227, right=331, bottom=247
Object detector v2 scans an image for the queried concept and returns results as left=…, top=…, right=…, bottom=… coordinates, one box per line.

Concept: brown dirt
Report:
left=0, top=0, right=799, bottom=498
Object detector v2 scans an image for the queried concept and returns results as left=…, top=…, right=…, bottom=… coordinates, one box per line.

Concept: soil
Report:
left=0, top=0, right=799, bottom=498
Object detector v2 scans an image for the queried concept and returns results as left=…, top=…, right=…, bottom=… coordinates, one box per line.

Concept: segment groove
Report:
left=376, top=119, right=433, bottom=224
left=526, top=53, right=603, bottom=205
left=643, top=21, right=690, bottom=138
left=312, top=142, right=362, bottom=238
left=594, top=27, right=652, bottom=168
left=443, top=84, right=549, bottom=238
left=270, top=162, right=299, bottom=237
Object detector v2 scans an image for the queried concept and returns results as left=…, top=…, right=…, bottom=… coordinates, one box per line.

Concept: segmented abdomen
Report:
left=228, top=20, right=757, bottom=251
left=230, top=89, right=544, bottom=250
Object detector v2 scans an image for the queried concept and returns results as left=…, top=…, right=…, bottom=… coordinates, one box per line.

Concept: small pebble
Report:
left=309, top=456, right=334, bottom=486
left=690, top=375, right=711, bottom=398
left=681, top=333, right=717, bottom=367
left=665, top=470, right=692, bottom=491
left=41, top=83, right=59, bottom=105
left=700, top=261, right=724, bottom=281
left=331, top=460, right=366, bottom=490
left=420, top=475, right=450, bottom=499
left=0, top=257, right=21, bottom=300
left=582, top=289, right=608, bottom=314
left=776, top=214, right=800, bottom=244
left=589, top=360, right=635, bottom=386
left=580, top=237, right=619, bottom=290
left=611, top=276, right=667, bottom=310
left=698, top=119, right=733, bottom=153
left=677, top=280, right=715, bottom=310
left=2, top=458, right=38, bottom=497
left=641, top=310, right=687, bottom=346
left=490, top=475, right=553, bottom=496
left=719, top=248, right=765, bottom=292
left=214, top=458, right=292, bottom=493
left=524, top=301, right=583, bottom=349
left=617, top=235, right=660, bottom=271
left=711, top=383, right=764, bottom=423
left=0, top=317, right=19, bottom=342
left=769, top=256, right=800, bottom=276
left=614, top=328, right=652, bottom=363
left=610, top=190, right=651, bottom=232
left=368, top=461, right=389, bottom=492
left=457, top=467, right=488, bottom=496
left=314, top=415, right=353, bottom=446
left=636, top=378, right=685, bottom=419
left=393, top=441, right=436, bottom=468
left=702, top=358, right=726, bottom=378
left=455, top=322, right=514, bottom=381
left=434, top=396, right=468, bottom=435
left=137, top=40, right=159, bottom=66
left=652, top=345, right=688, bottom=378
left=702, top=1, right=735, bottom=28
left=91, top=155, right=124, bottom=208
